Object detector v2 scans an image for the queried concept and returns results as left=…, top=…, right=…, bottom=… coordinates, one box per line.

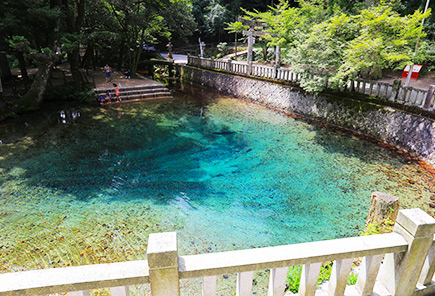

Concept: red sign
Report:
left=402, top=65, right=423, bottom=80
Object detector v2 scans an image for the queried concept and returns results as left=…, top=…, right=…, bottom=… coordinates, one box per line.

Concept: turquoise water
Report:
left=0, top=83, right=434, bottom=274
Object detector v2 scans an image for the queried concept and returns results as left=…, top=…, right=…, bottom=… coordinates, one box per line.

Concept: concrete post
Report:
left=227, top=59, right=232, bottom=72
left=423, top=85, right=435, bottom=110
left=147, top=232, right=180, bottom=296
left=377, top=209, right=435, bottom=295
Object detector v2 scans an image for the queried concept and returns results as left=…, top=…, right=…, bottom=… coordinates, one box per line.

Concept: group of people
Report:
left=104, top=63, right=131, bottom=83
left=99, top=63, right=130, bottom=104
left=98, top=83, right=121, bottom=104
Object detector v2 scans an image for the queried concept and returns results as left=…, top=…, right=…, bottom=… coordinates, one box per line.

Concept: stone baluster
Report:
left=299, top=263, right=321, bottom=296
left=147, top=232, right=180, bottom=296
left=377, top=209, right=435, bottom=295
left=355, top=254, right=383, bottom=295
left=375, top=83, right=381, bottom=98
left=237, top=271, right=254, bottom=296
left=202, top=275, right=216, bottom=296
left=267, top=267, right=287, bottom=296
left=327, top=258, right=353, bottom=296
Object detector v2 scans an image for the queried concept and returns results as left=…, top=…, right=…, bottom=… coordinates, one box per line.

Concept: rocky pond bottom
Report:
left=0, top=83, right=434, bottom=294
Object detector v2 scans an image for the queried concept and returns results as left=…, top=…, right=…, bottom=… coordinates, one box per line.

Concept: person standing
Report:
left=114, top=83, right=121, bottom=102
left=104, top=64, right=111, bottom=83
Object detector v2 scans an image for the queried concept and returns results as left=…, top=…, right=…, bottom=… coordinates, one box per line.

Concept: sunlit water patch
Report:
left=0, top=84, right=434, bottom=279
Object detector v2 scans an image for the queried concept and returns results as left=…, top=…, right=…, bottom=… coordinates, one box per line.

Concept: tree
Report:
left=236, top=0, right=432, bottom=93
left=336, top=4, right=430, bottom=83
left=192, top=0, right=231, bottom=42
left=158, top=0, right=196, bottom=47
left=287, top=13, right=358, bottom=93
left=2, top=0, right=62, bottom=110
left=225, top=21, right=248, bottom=58
left=61, top=0, right=87, bottom=89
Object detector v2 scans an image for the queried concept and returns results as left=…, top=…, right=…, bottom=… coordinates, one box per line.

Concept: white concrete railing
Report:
left=2, top=208, right=435, bottom=296
left=187, top=55, right=435, bottom=111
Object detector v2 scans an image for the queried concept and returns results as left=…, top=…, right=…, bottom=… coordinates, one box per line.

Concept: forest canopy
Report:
left=0, top=0, right=434, bottom=108
left=231, top=0, right=434, bottom=93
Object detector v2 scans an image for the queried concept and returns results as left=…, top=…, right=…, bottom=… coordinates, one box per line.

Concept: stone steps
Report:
left=94, top=83, right=173, bottom=104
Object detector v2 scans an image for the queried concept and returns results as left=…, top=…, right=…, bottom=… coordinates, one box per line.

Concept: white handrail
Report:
left=178, top=233, right=407, bottom=279
left=0, top=260, right=149, bottom=296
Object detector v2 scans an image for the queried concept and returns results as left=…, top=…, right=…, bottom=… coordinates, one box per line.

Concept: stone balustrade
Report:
left=187, top=55, right=435, bottom=111
left=2, top=208, right=435, bottom=295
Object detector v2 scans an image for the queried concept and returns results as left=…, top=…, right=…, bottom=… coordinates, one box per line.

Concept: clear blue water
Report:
left=0, top=83, right=434, bottom=273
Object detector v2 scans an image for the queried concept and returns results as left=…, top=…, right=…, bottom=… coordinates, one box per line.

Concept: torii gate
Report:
left=238, top=17, right=280, bottom=74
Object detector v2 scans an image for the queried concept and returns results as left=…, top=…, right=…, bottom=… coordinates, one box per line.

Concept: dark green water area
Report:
left=0, top=82, right=434, bottom=274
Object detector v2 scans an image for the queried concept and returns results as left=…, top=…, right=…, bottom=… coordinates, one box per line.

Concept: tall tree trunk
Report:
left=63, top=0, right=85, bottom=87
left=131, top=46, right=142, bottom=78
left=15, top=51, right=29, bottom=81
left=117, top=42, right=125, bottom=70
left=68, top=48, right=83, bottom=88
left=18, top=59, right=54, bottom=110
left=80, top=44, right=93, bottom=69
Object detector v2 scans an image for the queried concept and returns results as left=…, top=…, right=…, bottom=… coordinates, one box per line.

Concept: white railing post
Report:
left=202, top=275, right=217, bottom=296
left=377, top=209, right=435, bottom=295
left=327, top=258, right=353, bottom=296
left=236, top=271, right=254, bottom=296
left=267, top=267, right=287, bottom=296
left=147, top=232, right=180, bottom=296
left=299, top=263, right=321, bottom=296
left=355, top=254, right=383, bottom=295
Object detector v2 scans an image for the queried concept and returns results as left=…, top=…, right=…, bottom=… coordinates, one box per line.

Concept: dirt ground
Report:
left=4, top=64, right=157, bottom=98
left=87, top=66, right=158, bottom=89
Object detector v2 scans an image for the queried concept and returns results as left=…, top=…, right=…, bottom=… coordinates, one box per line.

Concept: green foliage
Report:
left=238, top=0, right=433, bottom=94
left=225, top=21, right=249, bottom=34
left=286, top=265, right=302, bottom=293
left=363, top=219, right=395, bottom=235
left=216, top=42, right=229, bottom=58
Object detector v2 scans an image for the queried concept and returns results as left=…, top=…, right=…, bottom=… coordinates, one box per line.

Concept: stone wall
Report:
left=178, top=65, right=435, bottom=168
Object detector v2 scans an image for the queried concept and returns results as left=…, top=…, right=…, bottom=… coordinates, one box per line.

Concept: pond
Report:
left=0, top=82, right=434, bottom=278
